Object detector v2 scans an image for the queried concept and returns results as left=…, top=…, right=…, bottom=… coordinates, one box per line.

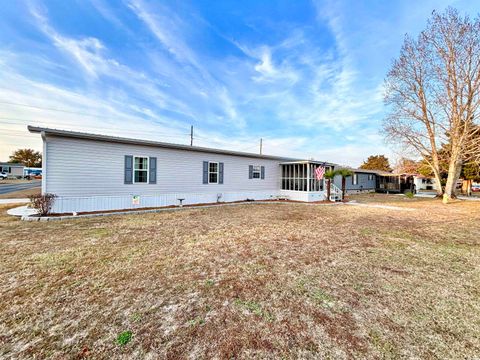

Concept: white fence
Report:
left=52, top=190, right=281, bottom=213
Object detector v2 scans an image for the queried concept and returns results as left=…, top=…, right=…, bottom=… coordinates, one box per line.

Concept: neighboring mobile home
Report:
left=333, top=168, right=377, bottom=194
left=376, top=173, right=416, bottom=193
left=0, top=162, right=25, bottom=178
left=413, top=175, right=438, bottom=192
left=28, top=126, right=338, bottom=213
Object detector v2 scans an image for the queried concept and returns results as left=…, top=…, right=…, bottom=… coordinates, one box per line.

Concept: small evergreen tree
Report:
left=359, top=155, right=392, bottom=172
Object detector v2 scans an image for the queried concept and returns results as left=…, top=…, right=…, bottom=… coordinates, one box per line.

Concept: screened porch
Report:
left=279, top=161, right=334, bottom=201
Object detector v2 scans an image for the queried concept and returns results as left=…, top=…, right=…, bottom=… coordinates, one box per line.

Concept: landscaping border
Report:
left=20, top=200, right=344, bottom=221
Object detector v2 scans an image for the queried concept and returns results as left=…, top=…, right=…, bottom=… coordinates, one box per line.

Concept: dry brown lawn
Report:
left=1, top=195, right=479, bottom=359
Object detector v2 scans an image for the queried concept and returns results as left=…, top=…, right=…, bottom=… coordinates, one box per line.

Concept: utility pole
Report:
left=190, top=125, right=193, bottom=146
left=259, top=138, right=263, bottom=155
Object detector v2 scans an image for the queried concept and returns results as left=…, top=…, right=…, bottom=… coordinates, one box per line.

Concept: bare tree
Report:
left=383, top=8, right=480, bottom=202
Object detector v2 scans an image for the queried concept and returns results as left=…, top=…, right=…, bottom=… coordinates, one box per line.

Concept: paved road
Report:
left=0, top=180, right=41, bottom=195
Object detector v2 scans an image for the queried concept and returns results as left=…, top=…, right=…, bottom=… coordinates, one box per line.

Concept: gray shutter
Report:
left=249, top=165, right=253, bottom=179
left=203, top=161, right=208, bottom=184
left=219, top=162, right=224, bottom=184
left=149, top=157, right=157, bottom=184
left=124, top=155, right=133, bottom=184
left=261, top=166, right=265, bottom=179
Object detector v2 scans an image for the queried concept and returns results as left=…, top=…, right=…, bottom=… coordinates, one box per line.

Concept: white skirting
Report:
left=51, top=190, right=281, bottom=213
left=279, top=190, right=327, bottom=202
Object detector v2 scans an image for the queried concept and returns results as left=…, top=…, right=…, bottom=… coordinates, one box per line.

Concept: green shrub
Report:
left=404, top=191, right=415, bottom=199
left=116, top=331, right=132, bottom=346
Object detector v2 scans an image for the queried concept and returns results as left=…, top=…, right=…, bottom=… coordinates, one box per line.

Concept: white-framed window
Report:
left=134, top=156, right=149, bottom=183
left=368, top=174, right=373, bottom=181
left=352, top=173, right=358, bottom=185
left=252, top=165, right=261, bottom=179
left=208, top=161, right=219, bottom=184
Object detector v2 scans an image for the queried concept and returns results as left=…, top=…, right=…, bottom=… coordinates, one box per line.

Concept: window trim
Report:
left=208, top=161, right=219, bottom=184
left=352, top=173, right=358, bottom=185
left=133, top=156, right=149, bottom=184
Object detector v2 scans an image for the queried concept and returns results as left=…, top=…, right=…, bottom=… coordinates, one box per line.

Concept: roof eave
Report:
left=28, top=125, right=297, bottom=161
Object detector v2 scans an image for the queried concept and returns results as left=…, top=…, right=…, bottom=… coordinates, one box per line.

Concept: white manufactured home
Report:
left=29, top=126, right=340, bottom=213
left=0, top=162, right=25, bottom=178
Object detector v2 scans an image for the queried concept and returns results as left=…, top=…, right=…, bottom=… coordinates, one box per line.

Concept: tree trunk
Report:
left=326, top=179, right=331, bottom=201
left=432, top=169, right=444, bottom=197
left=341, top=177, right=346, bottom=200
left=427, top=153, right=444, bottom=197
left=466, top=179, right=472, bottom=197
left=443, top=159, right=463, bottom=203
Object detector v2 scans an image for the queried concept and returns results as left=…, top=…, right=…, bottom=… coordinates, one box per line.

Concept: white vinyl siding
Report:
left=43, top=135, right=281, bottom=196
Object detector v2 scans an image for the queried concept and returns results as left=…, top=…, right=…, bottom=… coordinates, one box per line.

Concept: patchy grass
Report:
left=116, top=330, right=132, bottom=346
left=0, top=197, right=479, bottom=358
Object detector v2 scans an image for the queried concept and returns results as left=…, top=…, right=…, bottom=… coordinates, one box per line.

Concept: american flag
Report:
left=315, top=165, right=326, bottom=180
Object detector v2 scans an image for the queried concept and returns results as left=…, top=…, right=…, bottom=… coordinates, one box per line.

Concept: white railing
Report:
left=328, top=183, right=343, bottom=201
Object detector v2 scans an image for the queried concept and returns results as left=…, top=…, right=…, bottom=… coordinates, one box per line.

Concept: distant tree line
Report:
left=8, top=148, right=42, bottom=167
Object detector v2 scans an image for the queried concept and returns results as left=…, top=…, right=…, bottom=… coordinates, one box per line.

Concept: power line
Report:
left=0, top=133, right=39, bottom=139
left=0, top=100, right=127, bottom=119
left=237, top=144, right=259, bottom=152
left=0, top=118, right=191, bottom=140
left=0, top=117, right=190, bottom=136
left=0, top=101, right=271, bottom=150
left=0, top=101, right=197, bottom=140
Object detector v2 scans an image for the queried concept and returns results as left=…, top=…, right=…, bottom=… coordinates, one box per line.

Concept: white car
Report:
left=0, top=172, right=7, bottom=180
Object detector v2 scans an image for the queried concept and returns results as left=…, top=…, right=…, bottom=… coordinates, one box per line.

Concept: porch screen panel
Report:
left=281, top=164, right=311, bottom=191
left=303, top=164, right=307, bottom=191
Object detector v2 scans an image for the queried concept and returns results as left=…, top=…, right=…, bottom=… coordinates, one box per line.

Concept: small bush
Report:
left=116, top=331, right=132, bottom=346
left=29, top=193, right=57, bottom=216
left=404, top=191, right=415, bottom=199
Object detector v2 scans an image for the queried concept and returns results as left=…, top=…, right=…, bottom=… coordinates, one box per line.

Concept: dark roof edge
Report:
left=336, top=166, right=392, bottom=175
left=28, top=125, right=300, bottom=161
left=0, top=162, right=24, bottom=166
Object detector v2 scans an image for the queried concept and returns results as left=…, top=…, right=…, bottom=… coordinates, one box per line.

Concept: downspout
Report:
left=41, top=131, right=47, bottom=195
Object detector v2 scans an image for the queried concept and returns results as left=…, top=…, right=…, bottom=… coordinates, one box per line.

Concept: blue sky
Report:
left=0, top=0, right=478, bottom=165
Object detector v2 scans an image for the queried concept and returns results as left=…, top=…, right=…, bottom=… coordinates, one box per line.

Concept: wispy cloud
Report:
left=126, top=0, right=246, bottom=128
left=5, top=0, right=471, bottom=164
left=127, top=0, right=200, bottom=70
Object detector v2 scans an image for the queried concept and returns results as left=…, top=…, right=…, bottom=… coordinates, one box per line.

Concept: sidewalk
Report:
left=413, top=193, right=480, bottom=201
left=0, top=198, right=29, bottom=205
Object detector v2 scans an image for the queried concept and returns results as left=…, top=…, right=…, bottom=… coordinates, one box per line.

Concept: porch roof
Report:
left=279, top=160, right=336, bottom=166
